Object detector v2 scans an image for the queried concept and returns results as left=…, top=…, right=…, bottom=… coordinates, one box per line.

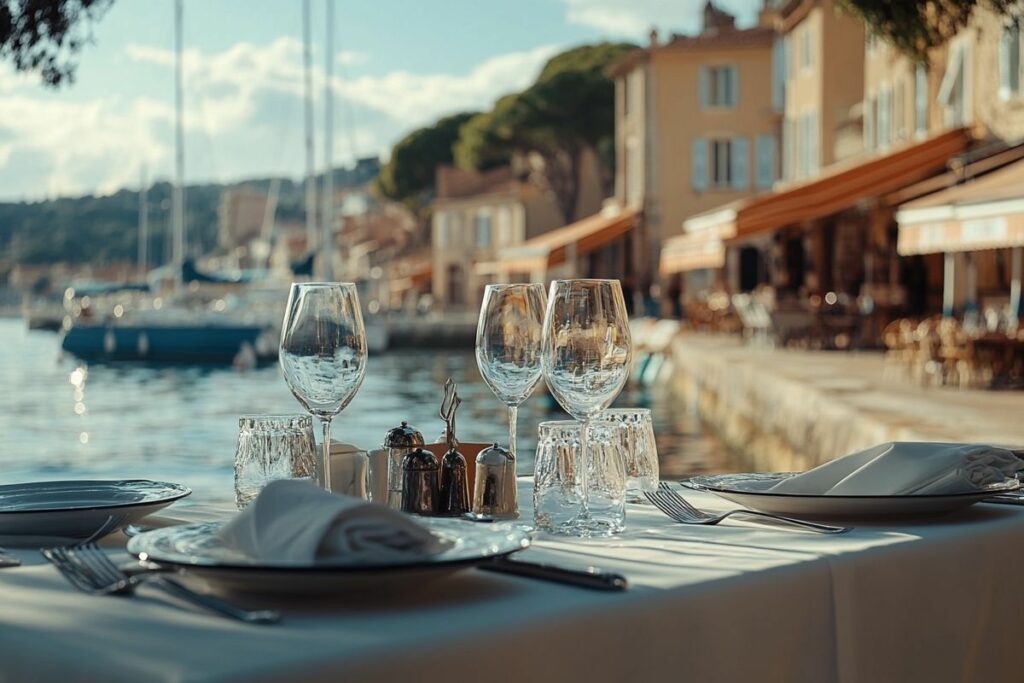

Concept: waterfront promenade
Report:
left=669, top=334, right=1024, bottom=472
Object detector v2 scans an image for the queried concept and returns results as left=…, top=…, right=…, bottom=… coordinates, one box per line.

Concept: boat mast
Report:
left=139, top=166, right=149, bottom=279
left=320, top=0, right=335, bottom=281
left=172, top=0, right=186, bottom=289
left=302, top=0, right=317, bottom=260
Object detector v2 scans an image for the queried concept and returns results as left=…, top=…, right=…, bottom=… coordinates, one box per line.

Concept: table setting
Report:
left=2, top=278, right=1024, bottom=682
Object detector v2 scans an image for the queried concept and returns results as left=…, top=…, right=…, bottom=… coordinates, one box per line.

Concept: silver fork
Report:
left=645, top=483, right=850, bottom=534
left=42, top=543, right=280, bottom=625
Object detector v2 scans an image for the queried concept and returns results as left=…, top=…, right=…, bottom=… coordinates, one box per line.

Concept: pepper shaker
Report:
left=473, top=443, right=517, bottom=518
left=401, top=447, right=440, bottom=515
left=383, top=421, right=425, bottom=510
left=437, top=378, right=470, bottom=515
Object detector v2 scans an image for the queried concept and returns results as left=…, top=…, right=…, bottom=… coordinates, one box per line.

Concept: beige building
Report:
left=217, top=189, right=269, bottom=250
left=609, top=2, right=782, bottom=305
left=778, top=0, right=865, bottom=180
left=430, top=166, right=563, bottom=309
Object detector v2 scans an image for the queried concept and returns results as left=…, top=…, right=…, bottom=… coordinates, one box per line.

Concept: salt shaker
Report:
left=473, top=443, right=517, bottom=518
left=384, top=421, right=425, bottom=510
left=401, top=447, right=440, bottom=515
left=437, top=378, right=470, bottom=515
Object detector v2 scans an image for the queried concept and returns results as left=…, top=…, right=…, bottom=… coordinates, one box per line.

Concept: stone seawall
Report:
left=664, top=334, right=1024, bottom=471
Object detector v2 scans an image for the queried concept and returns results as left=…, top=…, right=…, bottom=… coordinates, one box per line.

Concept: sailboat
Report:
left=60, top=0, right=280, bottom=364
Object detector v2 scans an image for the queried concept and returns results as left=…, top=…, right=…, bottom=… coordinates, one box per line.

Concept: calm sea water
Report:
left=0, top=318, right=733, bottom=507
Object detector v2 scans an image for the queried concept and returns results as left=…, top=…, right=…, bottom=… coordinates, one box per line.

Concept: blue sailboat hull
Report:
left=61, top=325, right=274, bottom=364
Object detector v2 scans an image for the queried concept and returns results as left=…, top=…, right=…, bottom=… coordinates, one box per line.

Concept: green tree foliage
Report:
left=839, top=0, right=1023, bottom=63
left=453, top=42, right=635, bottom=223
left=0, top=0, right=112, bottom=86
left=375, top=111, right=478, bottom=212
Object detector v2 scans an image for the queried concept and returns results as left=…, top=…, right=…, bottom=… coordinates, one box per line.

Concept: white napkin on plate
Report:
left=218, top=479, right=449, bottom=563
left=769, top=442, right=1024, bottom=496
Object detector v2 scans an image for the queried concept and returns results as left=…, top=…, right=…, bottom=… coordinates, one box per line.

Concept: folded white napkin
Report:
left=218, top=479, right=449, bottom=563
left=769, top=442, right=1024, bottom=496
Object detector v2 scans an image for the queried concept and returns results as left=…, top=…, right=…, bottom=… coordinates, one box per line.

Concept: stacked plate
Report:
left=0, top=479, right=191, bottom=543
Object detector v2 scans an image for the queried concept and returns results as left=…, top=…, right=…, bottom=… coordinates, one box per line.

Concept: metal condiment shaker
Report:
left=401, top=447, right=439, bottom=515
left=384, top=421, right=424, bottom=510
left=473, top=443, right=517, bottom=518
left=437, top=378, right=470, bottom=515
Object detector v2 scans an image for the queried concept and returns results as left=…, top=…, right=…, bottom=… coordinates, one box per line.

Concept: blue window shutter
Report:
left=692, top=137, right=708, bottom=192
left=1001, top=27, right=1012, bottom=99
left=730, top=137, right=748, bottom=190
left=915, top=65, right=927, bottom=133
left=729, top=67, right=739, bottom=107
left=698, top=66, right=709, bottom=108
left=772, top=40, right=785, bottom=110
left=756, top=134, right=776, bottom=189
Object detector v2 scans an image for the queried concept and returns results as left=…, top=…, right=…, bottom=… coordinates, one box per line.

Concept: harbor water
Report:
left=0, top=318, right=737, bottom=507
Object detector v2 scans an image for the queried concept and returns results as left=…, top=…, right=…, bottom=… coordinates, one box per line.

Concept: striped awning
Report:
left=896, top=157, right=1024, bottom=255
left=488, top=206, right=640, bottom=274
left=659, top=230, right=726, bottom=274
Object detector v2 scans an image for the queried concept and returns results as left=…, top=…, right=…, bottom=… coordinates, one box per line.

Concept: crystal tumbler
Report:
left=533, top=420, right=626, bottom=535
left=599, top=408, right=659, bottom=502
left=234, top=414, right=317, bottom=508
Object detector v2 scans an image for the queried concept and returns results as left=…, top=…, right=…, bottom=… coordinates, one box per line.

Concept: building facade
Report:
left=610, top=2, right=783, bottom=305
left=430, top=165, right=563, bottom=309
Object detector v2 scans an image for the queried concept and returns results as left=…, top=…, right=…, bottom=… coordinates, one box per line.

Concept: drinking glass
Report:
left=533, top=420, right=626, bottom=534
left=475, top=283, right=547, bottom=459
left=599, top=408, right=659, bottom=502
left=234, top=415, right=317, bottom=508
left=541, top=279, right=632, bottom=535
left=279, top=282, right=368, bottom=492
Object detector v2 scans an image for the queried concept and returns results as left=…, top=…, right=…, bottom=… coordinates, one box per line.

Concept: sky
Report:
left=0, top=0, right=760, bottom=202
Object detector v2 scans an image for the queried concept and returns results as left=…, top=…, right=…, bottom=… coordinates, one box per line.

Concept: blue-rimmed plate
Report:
left=682, top=473, right=1021, bottom=519
left=128, top=518, right=531, bottom=594
left=0, top=479, right=190, bottom=543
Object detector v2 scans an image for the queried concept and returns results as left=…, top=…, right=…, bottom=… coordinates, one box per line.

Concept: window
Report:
left=772, top=38, right=786, bottom=110
left=495, top=206, right=512, bottom=245
left=756, top=134, right=777, bottom=189
left=894, top=79, right=905, bottom=140
left=711, top=139, right=732, bottom=187
left=434, top=212, right=449, bottom=248
left=782, top=118, right=793, bottom=180
left=800, top=27, right=812, bottom=70
left=474, top=209, right=492, bottom=248
left=877, top=87, right=892, bottom=148
left=625, top=136, right=642, bottom=206
left=797, top=112, right=818, bottom=177
left=1000, top=23, right=1021, bottom=100
left=863, top=95, right=876, bottom=151
left=938, top=42, right=969, bottom=127
left=915, top=64, right=928, bottom=134
left=700, top=65, right=738, bottom=107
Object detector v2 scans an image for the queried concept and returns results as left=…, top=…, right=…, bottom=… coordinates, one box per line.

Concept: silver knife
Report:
left=478, top=557, right=627, bottom=591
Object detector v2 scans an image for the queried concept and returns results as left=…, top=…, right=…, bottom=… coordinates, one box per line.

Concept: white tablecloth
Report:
left=1, top=481, right=1023, bottom=683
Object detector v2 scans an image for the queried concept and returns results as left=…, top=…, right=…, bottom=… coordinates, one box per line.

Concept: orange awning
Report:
left=659, top=230, right=726, bottom=275
left=896, top=157, right=1024, bottom=255
left=495, top=207, right=640, bottom=273
left=683, top=128, right=973, bottom=242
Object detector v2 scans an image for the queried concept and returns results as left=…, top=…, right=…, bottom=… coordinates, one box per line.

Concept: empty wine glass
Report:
left=279, top=282, right=368, bottom=493
left=475, top=283, right=547, bottom=459
left=541, top=279, right=632, bottom=535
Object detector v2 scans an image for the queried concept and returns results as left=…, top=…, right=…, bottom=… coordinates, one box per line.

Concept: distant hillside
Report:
left=0, top=160, right=379, bottom=274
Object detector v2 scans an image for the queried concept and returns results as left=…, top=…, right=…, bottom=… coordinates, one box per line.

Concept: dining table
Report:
left=1, top=479, right=1023, bottom=683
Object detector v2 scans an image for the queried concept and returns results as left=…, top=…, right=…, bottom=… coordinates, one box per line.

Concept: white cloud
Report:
left=0, top=39, right=559, bottom=199
left=337, top=50, right=367, bottom=67
left=561, top=0, right=761, bottom=38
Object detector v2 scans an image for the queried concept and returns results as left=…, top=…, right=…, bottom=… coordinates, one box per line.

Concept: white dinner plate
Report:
left=0, top=479, right=191, bottom=542
left=681, top=473, right=1021, bottom=520
left=127, top=518, right=531, bottom=595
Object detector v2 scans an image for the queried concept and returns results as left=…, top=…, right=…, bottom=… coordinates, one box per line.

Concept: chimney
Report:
left=648, top=27, right=659, bottom=48
left=702, top=0, right=736, bottom=35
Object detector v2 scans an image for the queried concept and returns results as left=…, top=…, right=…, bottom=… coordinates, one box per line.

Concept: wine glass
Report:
left=475, top=283, right=547, bottom=459
left=279, top=282, right=368, bottom=493
left=541, top=279, right=632, bottom=535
